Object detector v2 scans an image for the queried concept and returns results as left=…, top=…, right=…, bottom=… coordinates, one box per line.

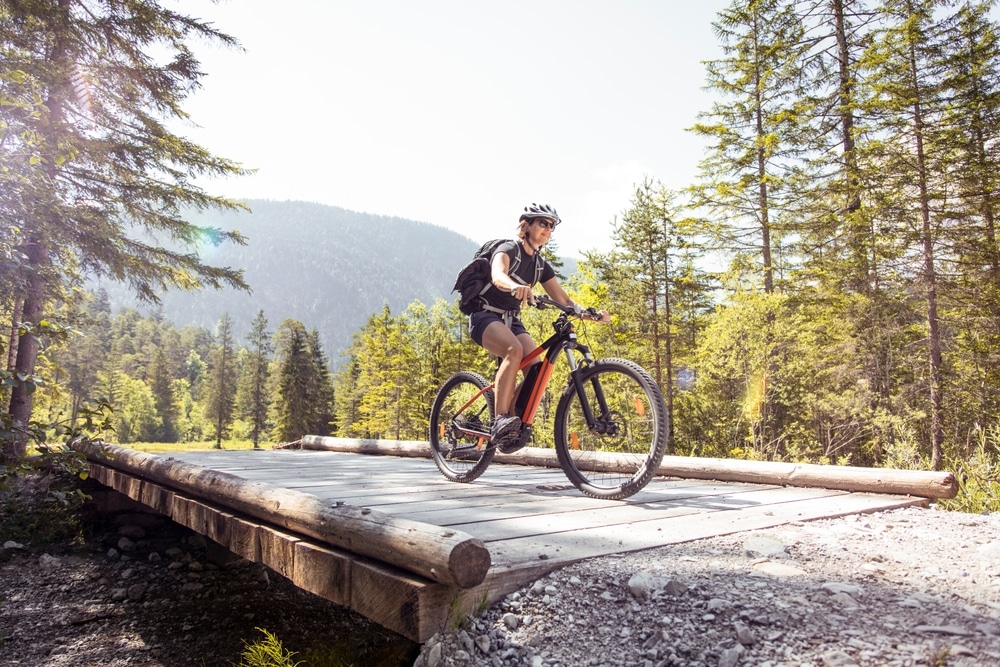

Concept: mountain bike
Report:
left=429, top=295, right=669, bottom=500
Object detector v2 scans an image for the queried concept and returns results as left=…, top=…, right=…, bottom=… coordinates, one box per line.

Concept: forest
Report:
left=1, top=1, right=999, bottom=511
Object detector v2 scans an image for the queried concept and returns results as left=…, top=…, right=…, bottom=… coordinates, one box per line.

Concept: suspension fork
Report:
left=564, top=344, right=609, bottom=432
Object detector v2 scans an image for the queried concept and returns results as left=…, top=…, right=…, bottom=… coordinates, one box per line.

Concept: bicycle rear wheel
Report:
left=429, top=371, right=496, bottom=482
left=554, top=358, right=668, bottom=500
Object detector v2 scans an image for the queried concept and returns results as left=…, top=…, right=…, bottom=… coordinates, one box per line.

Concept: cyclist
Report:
left=469, top=202, right=609, bottom=446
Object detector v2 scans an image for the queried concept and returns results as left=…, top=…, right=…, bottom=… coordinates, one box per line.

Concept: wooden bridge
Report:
left=74, top=438, right=957, bottom=642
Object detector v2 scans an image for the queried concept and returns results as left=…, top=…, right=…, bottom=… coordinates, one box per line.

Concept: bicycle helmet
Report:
left=519, top=202, right=561, bottom=224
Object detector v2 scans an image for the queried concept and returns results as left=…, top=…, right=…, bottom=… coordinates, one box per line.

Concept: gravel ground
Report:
left=0, top=487, right=419, bottom=667
left=2, top=481, right=998, bottom=667
left=416, top=505, right=1000, bottom=667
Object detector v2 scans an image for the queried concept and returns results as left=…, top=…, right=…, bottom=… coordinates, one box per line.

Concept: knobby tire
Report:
left=429, top=371, right=496, bottom=483
left=554, top=358, right=668, bottom=500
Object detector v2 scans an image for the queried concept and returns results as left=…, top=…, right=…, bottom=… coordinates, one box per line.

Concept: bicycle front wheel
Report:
left=554, top=358, right=668, bottom=500
left=429, top=371, right=496, bottom=483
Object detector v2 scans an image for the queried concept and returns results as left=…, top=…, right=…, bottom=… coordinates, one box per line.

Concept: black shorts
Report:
left=469, top=310, right=527, bottom=346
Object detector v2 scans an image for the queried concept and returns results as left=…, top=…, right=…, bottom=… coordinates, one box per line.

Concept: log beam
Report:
left=73, top=442, right=490, bottom=588
left=301, top=436, right=957, bottom=499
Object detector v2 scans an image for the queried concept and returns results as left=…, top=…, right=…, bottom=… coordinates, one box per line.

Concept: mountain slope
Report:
left=98, top=200, right=478, bottom=361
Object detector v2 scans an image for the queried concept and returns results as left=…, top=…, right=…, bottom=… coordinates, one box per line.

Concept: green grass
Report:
left=121, top=440, right=277, bottom=453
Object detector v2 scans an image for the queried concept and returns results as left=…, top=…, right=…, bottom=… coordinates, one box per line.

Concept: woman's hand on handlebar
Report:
left=585, top=308, right=611, bottom=323
left=534, top=295, right=610, bottom=322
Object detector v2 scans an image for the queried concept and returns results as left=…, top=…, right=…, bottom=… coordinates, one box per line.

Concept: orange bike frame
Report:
left=451, top=336, right=565, bottom=430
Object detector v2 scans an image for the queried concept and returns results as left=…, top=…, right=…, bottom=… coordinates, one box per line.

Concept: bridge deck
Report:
left=102, top=448, right=926, bottom=641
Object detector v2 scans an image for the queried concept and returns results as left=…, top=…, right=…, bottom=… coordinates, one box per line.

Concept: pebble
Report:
left=414, top=506, right=1000, bottom=666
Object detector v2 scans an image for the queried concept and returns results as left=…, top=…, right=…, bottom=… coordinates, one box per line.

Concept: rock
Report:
left=3, top=540, right=25, bottom=550
left=743, top=535, right=787, bottom=557
left=830, top=592, right=859, bottom=609
left=117, top=524, right=146, bottom=539
left=821, top=582, right=862, bottom=596
left=821, top=650, right=859, bottom=666
left=502, top=613, right=519, bottom=630
left=734, top=621, right=755, bottom=645
left=718, top=643, right=745, bottom=667
left=976, top=622, right=1000, bottom=636
left=38, top=553, right=61, bottom=569
left=628, top=572, right=661, bottom=600
left=752, top=561, right=806, bottom=576
left=663, top=579, right=688, bottom=597
left=425, top=641, right=442, bottom=667
left=912, top=625, right=970, bottom=635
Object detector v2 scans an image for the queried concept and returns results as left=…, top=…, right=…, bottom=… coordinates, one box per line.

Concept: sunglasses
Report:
left=534, top=219, right=558, bottom=230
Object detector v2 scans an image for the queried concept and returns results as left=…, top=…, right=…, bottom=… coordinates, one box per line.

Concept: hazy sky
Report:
left=177, top=1, right=731, bottom=257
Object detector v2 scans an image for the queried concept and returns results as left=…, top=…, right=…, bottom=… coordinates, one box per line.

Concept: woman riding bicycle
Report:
left=469, top=202, right=609, bottom=444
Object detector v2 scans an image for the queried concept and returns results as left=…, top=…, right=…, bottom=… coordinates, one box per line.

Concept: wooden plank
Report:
left=226, top=516, right=262, bottom=563
left=292, top=539, right=472, bottom=644
left=169, top=496, right=203, bottom=535
left=73, top=442, right=491, bottom=589
left=138, top=480, right=174, bottom=515
left=292, top=541, right=355, bottom=607
left=485, top=491, right=926, bottom=568
left=258, top=524, right=299, bottom=580
left=107, top=468, right=143, bottom=500
left=348, top=558, right=456, bottom=642
left=389, top=481, right=784, bottom=525
left=89, top=463, right=112, bottom=486
left=446, top=486, right=839, bottom=542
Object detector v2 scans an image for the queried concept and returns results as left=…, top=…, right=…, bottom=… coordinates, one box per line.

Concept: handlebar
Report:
left=533, top=294, right=601, bottom=319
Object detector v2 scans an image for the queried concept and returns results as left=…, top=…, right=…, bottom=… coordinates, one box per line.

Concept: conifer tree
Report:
left=237, top=310, right=272, bottom=448
left=858, top=0, right=950, bottom=467
left=206, top=314, right=237, bottom=449
left=306, top=329, right=335, bottom=437
left=933, top=1, right=1000, bottom=434
left=148, top=347, right=178, bottom=443
left=690, top=0, right=815, bottom=293
left=0, top=0, right=250, bottom=461
left=271, top=319, right=314, bottom=443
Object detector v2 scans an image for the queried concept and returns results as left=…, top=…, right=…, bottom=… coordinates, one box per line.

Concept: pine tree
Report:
left=0, top=0, right=250, bottom=461
left=306, top=329, right=335, bottom=437
left=858, top=0, right=950, bottom=467
left=690, top=0, right=816, bottom=293
left=271, top=319, right=313, bottom=443
left=148, top=347, right=178, bottom=443
left=205, top=314, right=237, bottom=449
left=933, top=2, right=1000, bottom=436
left=237, top=310, right=272, bottom=449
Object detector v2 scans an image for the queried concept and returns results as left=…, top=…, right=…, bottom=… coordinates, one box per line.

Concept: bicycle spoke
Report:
left=555, top=359, right=668, bottom=499
left=429, top=371, right=496, bottom=482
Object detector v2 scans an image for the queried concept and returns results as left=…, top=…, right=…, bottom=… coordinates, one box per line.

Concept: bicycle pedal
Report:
left=497, top=435, right=525, bottom=454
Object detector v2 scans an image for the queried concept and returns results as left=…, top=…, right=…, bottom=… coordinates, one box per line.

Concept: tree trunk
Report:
left=905, top=17, right=944, bottom=469
left=6, top=295, right=21, bottom=372
left=5, top=241, right=47, bottom=460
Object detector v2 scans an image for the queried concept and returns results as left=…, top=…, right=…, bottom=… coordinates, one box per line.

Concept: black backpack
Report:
left=452, top=239, right=541, bottom=315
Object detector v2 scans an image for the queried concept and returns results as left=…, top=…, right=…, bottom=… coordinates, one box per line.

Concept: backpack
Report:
left=451, top=239, right=541, bottom=315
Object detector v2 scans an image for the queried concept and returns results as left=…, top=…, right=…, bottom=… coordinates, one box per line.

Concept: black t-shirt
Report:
left=481, top=240, right=556, bottom=312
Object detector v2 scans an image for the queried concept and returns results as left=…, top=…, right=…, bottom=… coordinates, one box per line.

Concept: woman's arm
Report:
left=492, top=252, right=533, bottom=303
